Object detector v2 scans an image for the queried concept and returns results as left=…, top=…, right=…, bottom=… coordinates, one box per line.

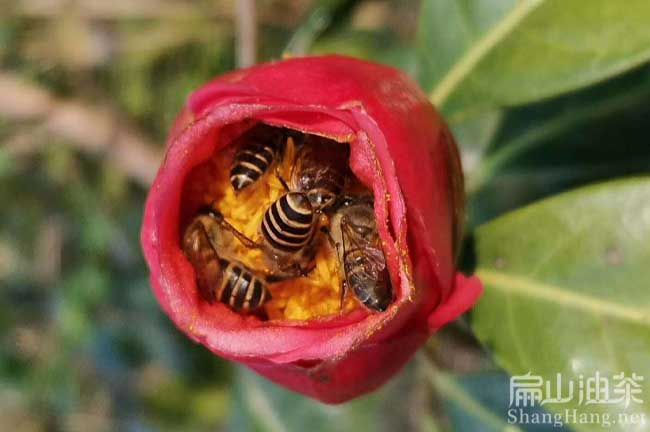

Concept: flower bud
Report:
left=141, top=55, right=482, bottom=403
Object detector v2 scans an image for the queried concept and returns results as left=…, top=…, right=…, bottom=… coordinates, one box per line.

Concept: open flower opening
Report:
left=181, top=121, right=387, bottom=321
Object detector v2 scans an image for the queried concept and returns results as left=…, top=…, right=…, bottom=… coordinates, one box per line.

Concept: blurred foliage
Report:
left=228, top=360, right=438, bottom=432
left=418, top=0, right=650, bottom=121
left=2, top=0, right=650, bottom=431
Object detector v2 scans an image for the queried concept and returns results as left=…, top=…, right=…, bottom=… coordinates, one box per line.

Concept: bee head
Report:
left=307, top=190, right=338, bottom=211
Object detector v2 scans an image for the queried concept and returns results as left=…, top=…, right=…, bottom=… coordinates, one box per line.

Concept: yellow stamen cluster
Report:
left=184, top=133, right=360, bottom=320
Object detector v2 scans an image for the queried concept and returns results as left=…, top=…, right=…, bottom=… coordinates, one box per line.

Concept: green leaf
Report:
left=311, top=29, right=418, bottom=76
left=283, top=0, right=360, bottom=56
left=418, top=0, right=650, bottom=121
left=450, top=109, right=503, bottom=176
left=467, top=65, right=650, bottom=226
left=472, top=178, right=650, bottom=431
left=227, top=363, right=438, bottom=432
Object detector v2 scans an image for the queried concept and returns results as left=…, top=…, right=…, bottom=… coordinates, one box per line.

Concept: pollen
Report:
left=183, top=128, right=361, bottom=320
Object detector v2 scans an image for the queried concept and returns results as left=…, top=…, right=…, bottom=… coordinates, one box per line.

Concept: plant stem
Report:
left=235, top=0, right=257, bottom=67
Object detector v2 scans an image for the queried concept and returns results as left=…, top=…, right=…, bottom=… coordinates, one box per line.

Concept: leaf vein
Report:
left=477, top=269, right=650, bottom=327
left=430, top=0, right=545, bottom=107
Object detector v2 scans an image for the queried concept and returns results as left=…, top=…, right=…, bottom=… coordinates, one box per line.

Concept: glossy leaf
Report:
left=472, top=179, right=650, bottom=431
left=467, top=65, right=650, bottom=225
left=418, top=0, right=650, bottom=121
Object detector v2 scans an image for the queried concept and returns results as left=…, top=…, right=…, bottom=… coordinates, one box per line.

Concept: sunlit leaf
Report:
left=418, top=0, right=650, bottom=121
left=472, top=178, right=650, bottom=431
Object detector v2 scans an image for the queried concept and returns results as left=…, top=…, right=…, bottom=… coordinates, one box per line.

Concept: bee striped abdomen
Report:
left=230, top=143, right=277, bottom=191
left=217, top=258, right=270, bottom=312
left=262, top=192, right=314, bottom=252
left=230, top=137, right=280, bottom=191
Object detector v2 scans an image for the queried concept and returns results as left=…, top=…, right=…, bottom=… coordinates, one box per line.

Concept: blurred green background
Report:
left=2, top=1, right=650, bottom=431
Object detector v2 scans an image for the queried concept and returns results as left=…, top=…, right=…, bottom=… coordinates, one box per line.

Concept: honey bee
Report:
left=217, top=257, right=272, bottom=312
left=288, top=135, right=349, bottom=212
left=328, top=196, right=392, bottom=311
left=182, top=216, right=222, bottom=303
left=259, top=191, right=319, bottom=277
left=200, top=197, right=318, bottom=280
left=182, top=212, right=272, bottom=313
left=261, top=192, right=315, bottom=252
left=230, top=124, right=286, bottom=192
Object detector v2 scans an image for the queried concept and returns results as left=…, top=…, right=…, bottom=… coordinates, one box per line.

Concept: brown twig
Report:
left=34, top=217, right=64, bottom=286
left=235, top=0, right=257, bottom=67
left=0, top=73, right=162, bottom=187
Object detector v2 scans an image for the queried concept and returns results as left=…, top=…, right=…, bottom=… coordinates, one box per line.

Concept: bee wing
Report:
left=340, top=218, right=392, bottom=311
left=340, top=218, right=387, bottom=277
left=287, top=136, right=298, bottom=173
left=361, top=247, right=387, bottom=272
left=182, top=220, right=223, bottom=303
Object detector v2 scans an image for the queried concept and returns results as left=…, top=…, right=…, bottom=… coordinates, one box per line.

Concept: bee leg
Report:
left=319, top=226, right=345, bottom=310
left=297, top=263, right=316, bottom=277
left=266, top=262, right=314, bottom=283
left=320, top=227, right=343, bottom=267
left=274, top=165, right=290, bottom=191
left=339, top=280, right=347, bottom=311
left=223, top=222, right=260, bottom=249
left=320, top=226, right=338, bottom=250
left=202, top=208, right=261, bottom=250
left=290, top=262, right=316, bottom=278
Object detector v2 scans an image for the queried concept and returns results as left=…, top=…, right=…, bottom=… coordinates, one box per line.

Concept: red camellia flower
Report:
left=141, top=55, right=482, bottom=403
